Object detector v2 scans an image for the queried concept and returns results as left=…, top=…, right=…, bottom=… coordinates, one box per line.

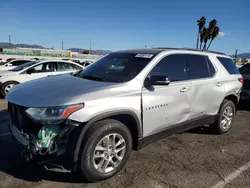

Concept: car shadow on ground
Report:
left=187, top=101, right=250, bottom=135
left=186, top=125, right=215, bottom=135
left=2, top=163, right=85, bottom=183
left=0, top=138, right=86, bottom=184
left=238, top=100, right=250, bottom=111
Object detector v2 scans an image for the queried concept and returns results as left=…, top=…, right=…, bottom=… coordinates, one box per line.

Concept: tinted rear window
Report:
left=217, top=57, right=240, bottom=75
left=186, top=55, right=210, bottom=79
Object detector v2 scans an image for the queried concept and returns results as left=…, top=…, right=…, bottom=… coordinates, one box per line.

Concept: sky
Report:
left=0, top=0, right=249, bottom=54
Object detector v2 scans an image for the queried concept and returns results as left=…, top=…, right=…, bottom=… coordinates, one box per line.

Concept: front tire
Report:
left=1, top=81, right=19, bottom=97
left=210, top=99, right=236, bottom=134
left=78, top=119, right=132, bottom=182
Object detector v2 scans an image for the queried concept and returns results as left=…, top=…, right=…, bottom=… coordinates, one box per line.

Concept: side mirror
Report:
left=144, top=75, right=170, bottom=87
left=27, top=68, right=36, bottom=74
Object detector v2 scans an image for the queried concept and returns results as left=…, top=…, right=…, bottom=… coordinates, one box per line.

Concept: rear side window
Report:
left=217, top=57, right=240, bottom=75
left=207, top=57, right=216, bottom=76
left=186, top=55, right=211, bottom=79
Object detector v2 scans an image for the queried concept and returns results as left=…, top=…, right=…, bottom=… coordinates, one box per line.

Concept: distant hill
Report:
left=0, top=42, right=45, bottom=49
left=231, top=53, right=250, bottom=59
left=237, top=53, right=250, bottom=59
left=0, top=42, right=111, bottom=55
left=67, top=48, right=112, bottom=55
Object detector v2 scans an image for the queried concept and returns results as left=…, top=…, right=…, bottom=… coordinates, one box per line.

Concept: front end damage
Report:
left=8, top=102, right=82, bottom=173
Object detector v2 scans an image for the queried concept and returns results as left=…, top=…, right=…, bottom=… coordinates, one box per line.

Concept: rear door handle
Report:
left=216, top=83, right=222, bottom=87
left=180, top=88, right=189, bottom=93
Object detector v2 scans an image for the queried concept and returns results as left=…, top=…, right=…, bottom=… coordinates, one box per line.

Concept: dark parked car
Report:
left=239, top=64, right=250, bottom=101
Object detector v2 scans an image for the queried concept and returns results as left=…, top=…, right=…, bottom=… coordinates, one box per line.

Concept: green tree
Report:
left=82, top=50, right=90, bottom=54
left=196, top=16, right=206, bottom=49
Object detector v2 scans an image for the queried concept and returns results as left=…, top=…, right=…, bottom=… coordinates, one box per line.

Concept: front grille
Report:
left=243, top=80, right=250, bottom=90
left=8, top=102, right=42, bottom=134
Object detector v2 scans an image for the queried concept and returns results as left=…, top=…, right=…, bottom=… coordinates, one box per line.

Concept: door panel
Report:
left=141, top=54, right=191, bottom=137
left=189, top=78, right=225, bottom=119
left=142, top=81, right=191, bottom=137
left=186, top=55, right=225, bottom=119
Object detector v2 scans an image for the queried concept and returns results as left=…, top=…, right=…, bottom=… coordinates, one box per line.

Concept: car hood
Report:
left=6, top=74, right=129, bottom=107
left=0, top=70, right=18, bottom=76
left=0, top=66, right=14, bottom=71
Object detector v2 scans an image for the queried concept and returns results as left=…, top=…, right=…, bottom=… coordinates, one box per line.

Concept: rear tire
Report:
left=1, top=81, right=19, bottom=97
left=210, top=99, right=236, bottom=134
left=78, top=119, right=132, bottom=182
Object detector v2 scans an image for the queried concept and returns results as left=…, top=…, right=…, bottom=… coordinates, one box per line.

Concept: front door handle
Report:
left=216, top=82, right=222, bottom=87
left=180, top=88, right=189, bottom=93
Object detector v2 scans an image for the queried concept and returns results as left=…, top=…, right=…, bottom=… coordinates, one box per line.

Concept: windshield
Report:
left=73, top=53, right=154, bottom=83
left=10, top=61, right=39, bottom=72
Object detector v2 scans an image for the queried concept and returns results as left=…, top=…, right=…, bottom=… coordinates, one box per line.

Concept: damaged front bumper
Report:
left=9, top=117, right=79, bottom=172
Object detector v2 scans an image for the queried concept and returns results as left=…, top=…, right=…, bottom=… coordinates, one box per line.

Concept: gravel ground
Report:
left=0, top=99, right=250, bottom=188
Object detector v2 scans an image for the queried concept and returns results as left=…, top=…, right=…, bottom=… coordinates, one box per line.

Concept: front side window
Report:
left=186, top=54, right=210, bottom=79
left=31, top=62, right=56, bottom=73
left=75, top=53, right=155, bottom=82
left=149, top=54, right=188, bottom=82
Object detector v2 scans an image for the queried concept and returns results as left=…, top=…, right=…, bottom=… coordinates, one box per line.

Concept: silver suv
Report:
left=6, top=48, right=243, bottom=182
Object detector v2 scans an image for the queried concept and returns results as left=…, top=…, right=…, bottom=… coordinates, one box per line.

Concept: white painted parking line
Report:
left=211, top=161, right=250, bottom=188
left=0, top=132, right=10, bottom=137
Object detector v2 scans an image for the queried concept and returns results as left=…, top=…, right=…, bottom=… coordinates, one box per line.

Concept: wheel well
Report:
left=107, top=114, right=139, bottom=150
left=225, top=94, right=238, bottom=107
left=3, top=81, right=20, bottom=85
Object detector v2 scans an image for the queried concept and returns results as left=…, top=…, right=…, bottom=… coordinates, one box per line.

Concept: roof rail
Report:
left=153, top=47, right=180, bottom=50
left=153, top=47, right=225, bottom=55
left=180, top=48, right=226, bottom=55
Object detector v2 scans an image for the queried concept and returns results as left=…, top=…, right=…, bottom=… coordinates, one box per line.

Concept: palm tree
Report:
left=207, top=26, right=220, bottom=50
left=196, top=16, right=206, bottom=49
left=202, top=28, right=210, bottom=50
left=200, top=28, right=207, bottom=49
left=202, top=19, right=217, bottom=50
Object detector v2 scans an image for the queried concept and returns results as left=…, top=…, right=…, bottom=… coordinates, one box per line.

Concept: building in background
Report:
left=245, top=58, right=250, bottom=63
left=2, top=48, right=72, bottom=57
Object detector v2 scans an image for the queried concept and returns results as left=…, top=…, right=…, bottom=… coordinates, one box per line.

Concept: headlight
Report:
left=25, top=104, right=84, bottom=123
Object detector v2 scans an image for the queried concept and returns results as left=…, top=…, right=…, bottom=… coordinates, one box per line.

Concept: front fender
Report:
left=71, top=110, right=142, bottom=164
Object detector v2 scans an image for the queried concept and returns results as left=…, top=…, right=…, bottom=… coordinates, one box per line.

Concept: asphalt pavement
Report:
left=0, top=98, right=250, bottom=188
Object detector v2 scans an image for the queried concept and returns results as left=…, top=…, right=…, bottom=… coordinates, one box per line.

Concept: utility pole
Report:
left=62, top=40, right=64, bottom=50
left=235, top=49, right=238, bottom=63
left=89, top=41, right=92, bottom=54
left=9, top=34, right=11, bottom=48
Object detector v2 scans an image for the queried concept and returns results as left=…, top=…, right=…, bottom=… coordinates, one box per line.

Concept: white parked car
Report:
left=0, top=59, right=34, bottom=71
left=0, top=59, right=84, bottom=97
